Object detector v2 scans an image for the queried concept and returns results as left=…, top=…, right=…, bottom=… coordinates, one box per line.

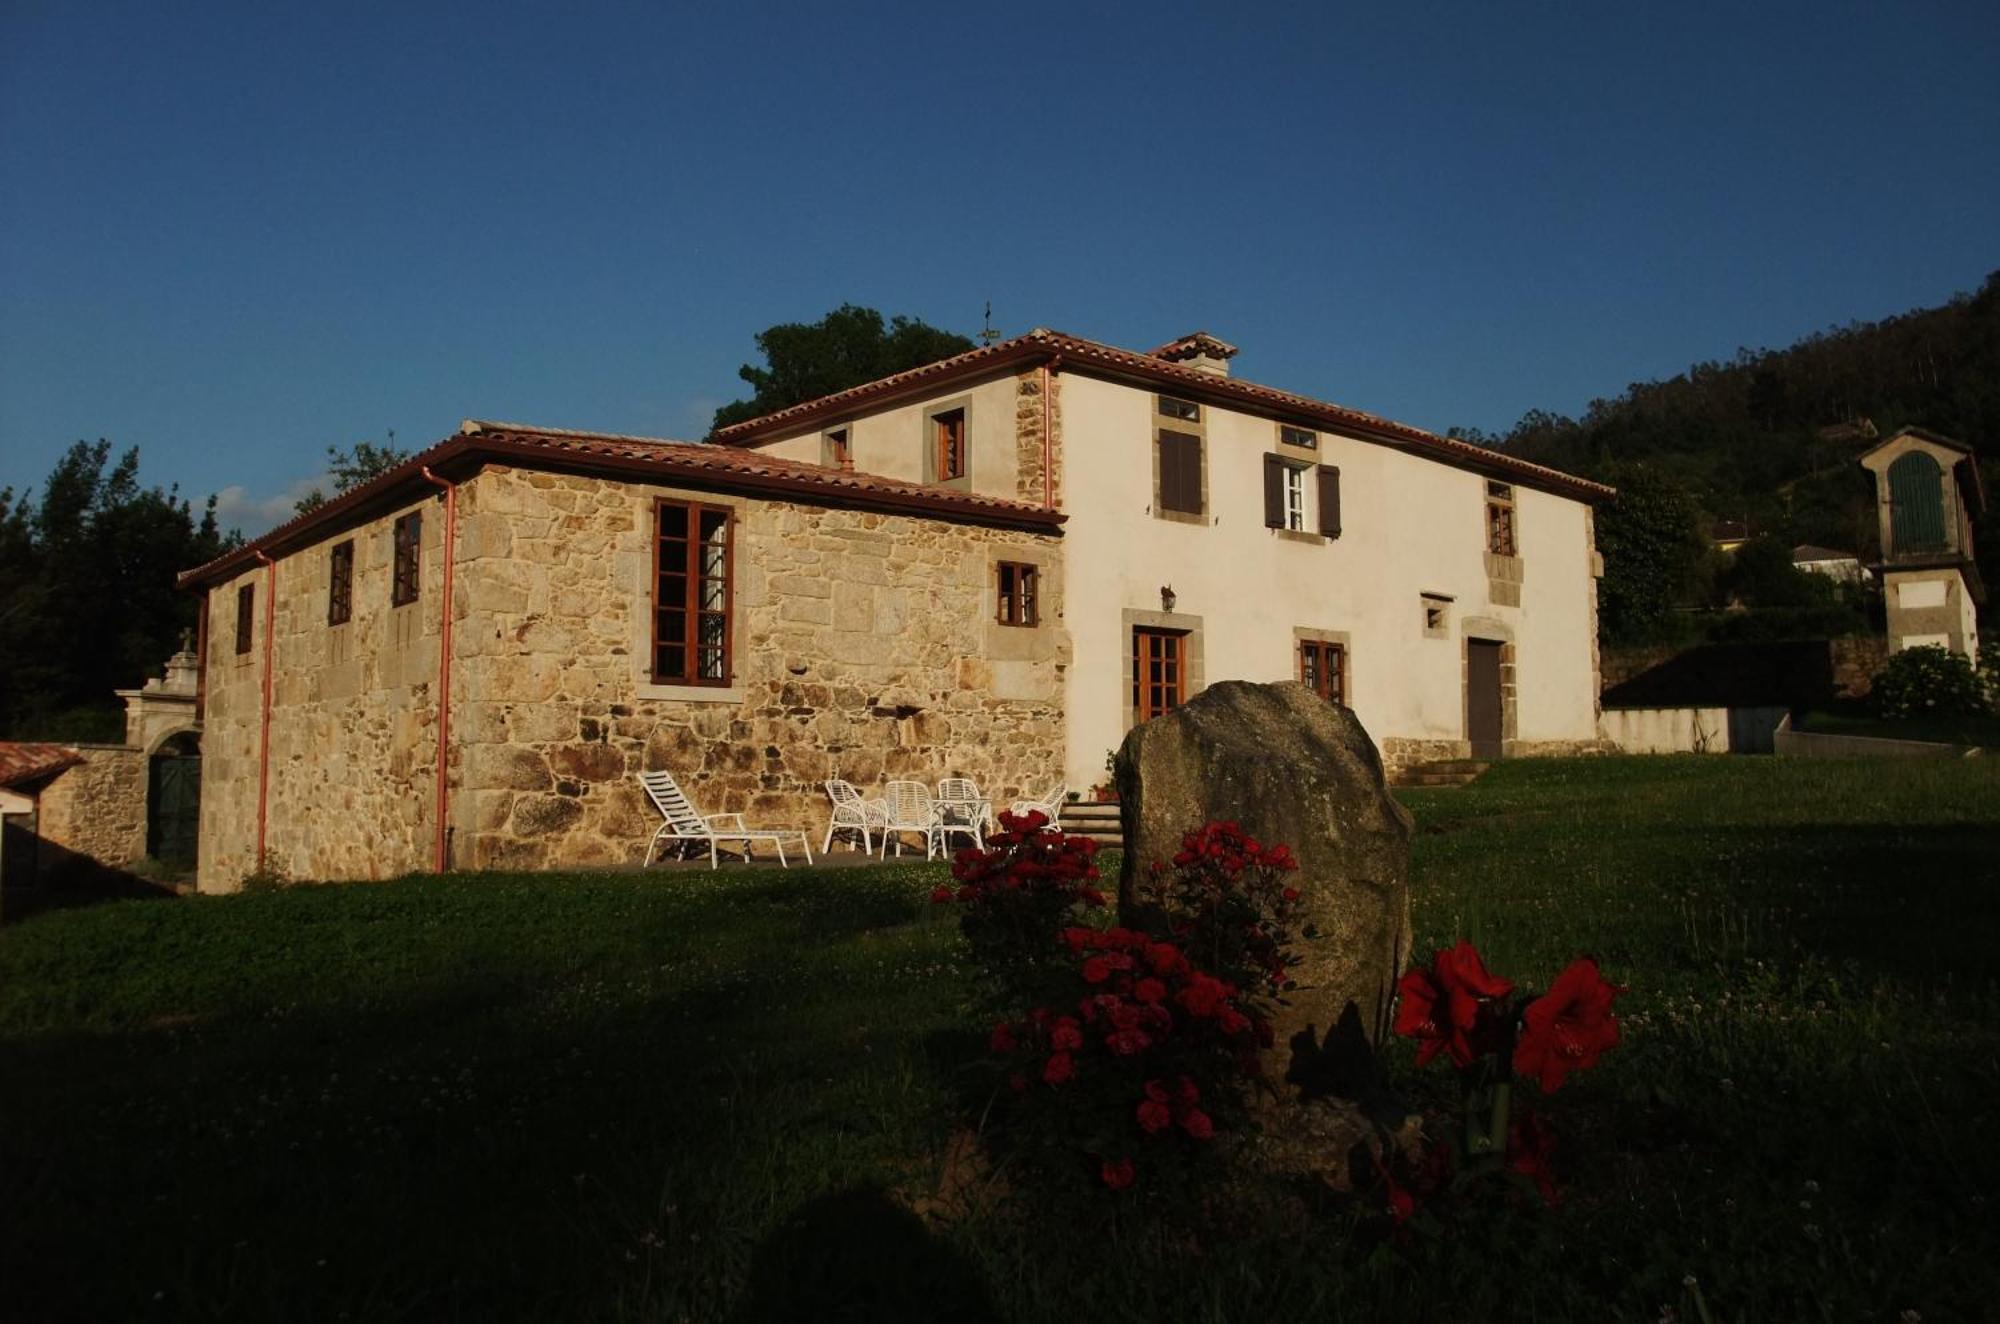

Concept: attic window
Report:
left=1158, top=396, right=1199, bottom=422
left=1485, top=482, right=1517, bottom=557
left=1280, top=425, right=1317, bottom=449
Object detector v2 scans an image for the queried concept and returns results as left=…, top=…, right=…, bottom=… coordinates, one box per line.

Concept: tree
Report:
left=294, top=439, right=412, bottom=515
left=1594, top=465, right=1706, bottom=644
left=0, top=442, right=239, bottom=740
left=711, top=305, right=975, bottom=432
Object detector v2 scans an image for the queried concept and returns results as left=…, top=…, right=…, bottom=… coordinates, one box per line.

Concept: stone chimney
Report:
left=1150, top=331, right=1238, bottom=378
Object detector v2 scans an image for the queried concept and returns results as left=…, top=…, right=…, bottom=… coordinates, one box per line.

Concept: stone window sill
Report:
left=1274, top=528, right=1325, bottom=546
left=1154, top=508, right=1207, bottom=526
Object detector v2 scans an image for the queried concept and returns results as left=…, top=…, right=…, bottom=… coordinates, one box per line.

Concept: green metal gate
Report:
left=148, top=753, right=201, bottom=870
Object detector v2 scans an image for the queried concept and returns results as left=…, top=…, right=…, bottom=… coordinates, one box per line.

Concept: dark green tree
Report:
left=294, top=439, right=411, bottom=515
left=0, top=442, right=238, bottom=740
left=711, top=305, right=975, bottom=432
left=1594, top=465, right=1707, bottom=643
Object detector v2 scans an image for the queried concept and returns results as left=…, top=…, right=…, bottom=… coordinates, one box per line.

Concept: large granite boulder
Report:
left=1115, top=680, right=1414, bottom=1078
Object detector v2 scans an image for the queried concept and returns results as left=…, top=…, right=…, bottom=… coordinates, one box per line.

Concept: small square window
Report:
left=997, top=561, right=1039, bottom=627
left=1280, top=425, right=1317, bottom=449
left=824, top=426, right=852, bottom=469
left=1158, top=396, right=1199, bottom=422
left=1421, top=593, right=1452, bottom=639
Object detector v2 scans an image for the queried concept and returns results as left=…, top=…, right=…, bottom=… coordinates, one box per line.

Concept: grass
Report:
left=3, top=756, right=1998, bottom=1322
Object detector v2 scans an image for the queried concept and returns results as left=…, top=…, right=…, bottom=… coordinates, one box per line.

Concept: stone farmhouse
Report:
left=177, top=329, right=1614, bottom=893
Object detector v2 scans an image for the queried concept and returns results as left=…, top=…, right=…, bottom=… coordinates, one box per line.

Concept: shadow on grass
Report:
left=727, top=1186, right=1001, bottom=1324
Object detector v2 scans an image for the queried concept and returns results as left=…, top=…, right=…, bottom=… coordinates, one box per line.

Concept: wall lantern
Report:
left=1160, top=584, right=1177, bottom=613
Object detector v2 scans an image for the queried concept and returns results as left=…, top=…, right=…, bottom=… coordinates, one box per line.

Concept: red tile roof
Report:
left=708, top=327, right=1617, bottom=503
left=178, top=421, right=1064, bottom=589
left=0, top=742, right=83, bottom=791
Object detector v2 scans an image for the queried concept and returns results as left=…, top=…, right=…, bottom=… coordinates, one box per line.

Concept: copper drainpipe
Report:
left=1041, top=356, right=1061, bottom=509
left=418, top=468, right=458, bottom=873
left=253, top=551, right=276, bottom=866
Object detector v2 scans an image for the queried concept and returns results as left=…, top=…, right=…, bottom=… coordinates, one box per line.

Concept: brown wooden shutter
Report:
left=1317, top=465, right=1341, bottom=538
left=1159, top=430, right=1202, bottom=514
left=1263, top=455, right=1285, bottom=528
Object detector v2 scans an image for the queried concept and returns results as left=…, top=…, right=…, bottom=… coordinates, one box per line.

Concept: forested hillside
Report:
left=1454, top=271, right=2000, bottom=639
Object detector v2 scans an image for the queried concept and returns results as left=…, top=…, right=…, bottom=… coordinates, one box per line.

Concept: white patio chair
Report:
left=1008, top=783, right=1068, bottom=830
left=934, top=777, right=990, bottom=852
left=880, top=780, right=942, bottom=859
left=638, top=770, right=814, bottom=870
left=822, top=779, right=887, bottom=854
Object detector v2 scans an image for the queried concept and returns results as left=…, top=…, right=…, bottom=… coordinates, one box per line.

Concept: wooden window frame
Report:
left=1280, top=424, right=1317, bottom=449
left=997, top=561, right=1039, bottom=628
left=1158, top=395, right=1200, bottom=422
left=328, top=540, right=354, bottom=626
left=391, top=510, right=422, bottom=607
left=651, top=498, right=735, bottom=688
left=1485, top=481, right=1517, bottom=557
left=1299, top=638, right=1346, bottom=704
left=234, top=583, right=254, bottom=655
left=1158, top=429, right=1205, bottom=517
left=933, top=409, right=966, bottom=483
left=1283, top=462, right=1307, bottom=531
left=823, top=425, right=853, bottom=470
left=1133, top=627, right=1188, bottom=722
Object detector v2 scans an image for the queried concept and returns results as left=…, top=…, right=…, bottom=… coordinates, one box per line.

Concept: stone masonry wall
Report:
left=37, top=744, right=147, bottom=868
left=1013, top=368, right=1063, bottom=508
left=450, top=467, right=1070, bottom=871
left=197, top=497, right=446, bottom=891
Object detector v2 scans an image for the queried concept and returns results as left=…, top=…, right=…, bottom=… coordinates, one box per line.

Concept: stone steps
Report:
left=1056, top=800, right=1125, bottom=847
left=1390, top=760, right=1492, bottom=789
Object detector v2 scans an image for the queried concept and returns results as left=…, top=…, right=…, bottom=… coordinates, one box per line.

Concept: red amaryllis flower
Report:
left=1506, top=1110, right=1560, bottom=1205
left=1049, top=1017, right=1084, bottom=1051
left=1392, top=966, right=1454, bottom=1066
left=1514, top=957, right=1621, bottom=1092
left=1100, top=1157, right=1136, bottom=1190
left=1042, top=1051, right=1075, bottom=1086
left=1136, top=1098, right=1172, bottom=1134
left=1179, top=1108, right=1214, bottom=1140
left=929, top=885, right=953, bottom=904
left=1177, top=973, right=1230, bottom=1019
left=1081, top=957, right=1112, bottom=984
left=988, top=1021, right=1017, bottom=1053
left=1133, top=977, right=1168, bottom=1005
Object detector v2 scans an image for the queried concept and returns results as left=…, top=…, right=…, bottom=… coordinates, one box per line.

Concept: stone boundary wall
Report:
left=1379, top=735, right=1617, bottom=777
left=452, top=467, right=1070, bottom=872
left=35, top=744, right=147, bottom=868
left=197, top=496, right=445, bottom=891
left=1830, top=635, right=1888, bottom=698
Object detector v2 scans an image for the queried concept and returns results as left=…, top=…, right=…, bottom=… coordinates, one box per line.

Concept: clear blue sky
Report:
left=4, top=1, right=1996, bottom=534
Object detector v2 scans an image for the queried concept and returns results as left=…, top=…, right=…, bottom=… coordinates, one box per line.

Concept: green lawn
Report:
left=3, top=757, right=1997, bottom=1322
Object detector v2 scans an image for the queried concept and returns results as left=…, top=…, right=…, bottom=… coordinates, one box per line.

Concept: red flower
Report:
left=1136, top=1099, right=1172, bottom=1134
left=1007, top=1073, right=1028, bottom=1094
left=1506, top=1110, right=1560, bottom=1205
left=1143, top=1079, right=1171, bottom=1104
left=1100, top=1157, right=1136, bottom=1190
left=1178, top=1108, right=1214, bottom=1140
left=1177, top=973, right=1230, bottom=1019
left=1079, top=887, right=1108, bottom=907
left=1392, top=966, right=1454, bottom=1066
left=930, top=885, right=954, bottom=904
left=1216, top=1005, right=1250, bottom=1036
left=1061, top=927, right=1094, bottom=953
left=1105, top=1028, right=1153, bottom=1055
left=1280, top=886, right=1300, bottom=902
left=1081, top=957, right=1112, bottom=984
left=1049, top=1017, right=1084, bottom=1051
left=1133, top=977, right=1168, bottom=1005
left=1514, top=957, right=1621, bottom=1092
left=1175, top=1075, right=1200, bottom=1104
left=1042, top=1051, right=1075, bottom=1086
left=1144, top=942, right=1186, bottom=976
left=988, top=1021, right=1017, bottom=1053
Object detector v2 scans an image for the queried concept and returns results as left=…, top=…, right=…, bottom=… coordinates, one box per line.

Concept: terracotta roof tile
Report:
left=709, top=327, right=1617, bottom=503
left=178, top=421, right=1062, bottom=589
left=0, top=742, right=83, bottom=790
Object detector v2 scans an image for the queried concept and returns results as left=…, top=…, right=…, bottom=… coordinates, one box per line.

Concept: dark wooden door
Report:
left=148, top=753, right=201, bottom=870
left=1133, top=628, right=1186, bottom=722
left=1467, top=639, right=1504, bottom=760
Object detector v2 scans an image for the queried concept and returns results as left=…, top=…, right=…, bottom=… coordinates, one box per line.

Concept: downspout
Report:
left=1041, top=356, right=1061, bottom=510
left=253, top=552, right=276, bottom=867
left=418, top=468, right=458, bottom=873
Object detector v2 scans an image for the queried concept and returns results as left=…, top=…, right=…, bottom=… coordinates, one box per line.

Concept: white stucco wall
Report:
left=747, top=371, right=1023, bottom=499
left=1054, top=374, right=1602, bottom=789
left=1600, top=706, right=1730, bottom=754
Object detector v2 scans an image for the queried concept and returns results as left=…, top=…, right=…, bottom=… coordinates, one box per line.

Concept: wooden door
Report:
left=1467, top=639, right=1504, bottom=760
left=1133, top=628, right=1186, bottom=722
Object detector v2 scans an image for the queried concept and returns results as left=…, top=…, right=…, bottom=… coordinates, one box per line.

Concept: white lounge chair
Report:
left=638, top=771, right=814, bottom=870
left=1008, top=783, right=1068, bottom=829
left=880, top=780, right=942, bottom=859
left=935, top=777, right=990, bottom=852
left=822, top=779, right=888, bottom=854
